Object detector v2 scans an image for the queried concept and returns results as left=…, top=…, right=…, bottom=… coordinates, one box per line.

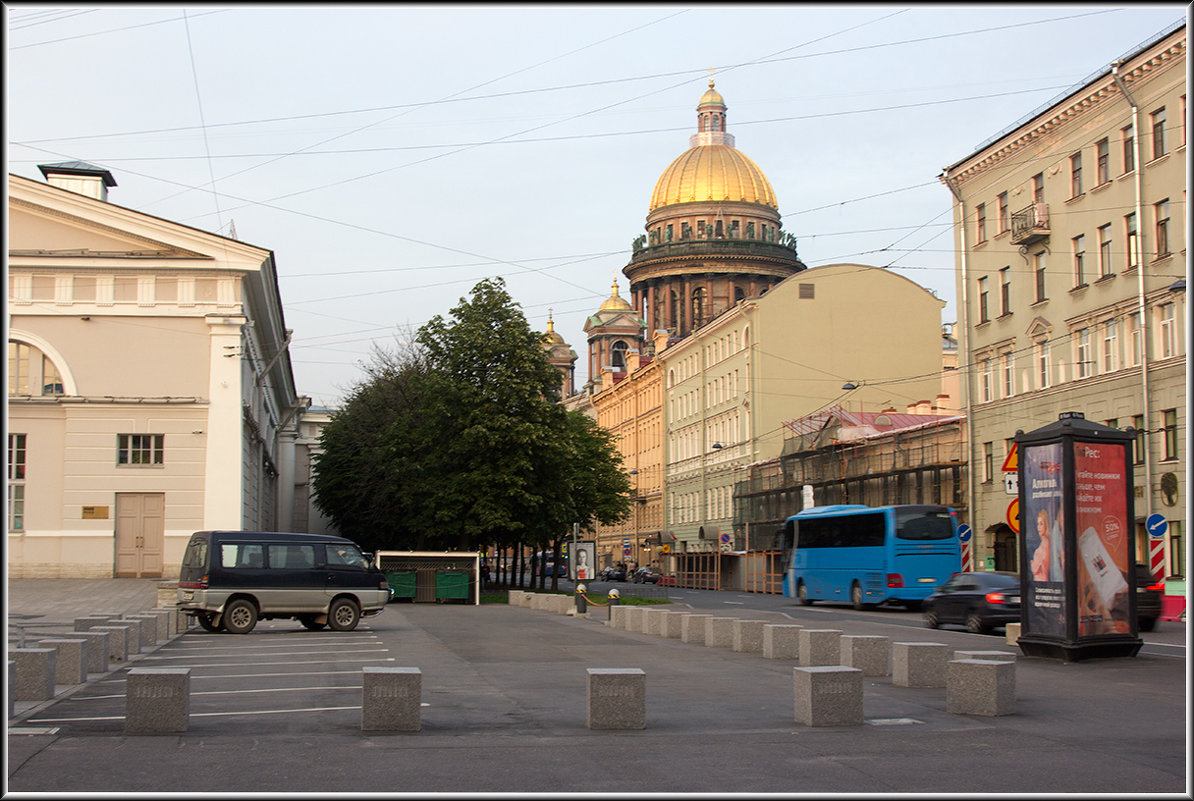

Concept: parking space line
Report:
left=67, top=685, right=361, bottom=701
left=31, top=706, right=361, bottom=724
left=139, top=648, right=390, bottom=661
left=123, top=657, right=396, bottom=669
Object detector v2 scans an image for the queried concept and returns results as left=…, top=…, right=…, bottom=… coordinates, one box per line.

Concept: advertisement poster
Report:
left=1023, top=442, right=1066, bottom=636
left=1073, top=442, right=1132, bottom=635
left=573, top=541, right=596, bottom=581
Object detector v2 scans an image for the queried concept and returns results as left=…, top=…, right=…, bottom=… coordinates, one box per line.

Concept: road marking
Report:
left=116, top=657, right=396, bottom=669
left=31, top=706, right=361, bottom=724
left=139, top=648, right=390, bottom=661
left=723, top=601, right=744, bottom=605
left=69, top=685, right=360, bottom=701
left=171, top=639, right=378, bottom=650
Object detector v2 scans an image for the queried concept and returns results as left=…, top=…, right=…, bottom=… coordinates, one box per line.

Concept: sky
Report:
left=6, top=4, right=1187, bottom=409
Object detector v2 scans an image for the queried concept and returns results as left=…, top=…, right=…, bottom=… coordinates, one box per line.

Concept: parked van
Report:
left=177, top=531, right=391, bottom=634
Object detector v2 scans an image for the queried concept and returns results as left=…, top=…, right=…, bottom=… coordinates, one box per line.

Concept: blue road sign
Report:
left=1146, top=513, right=1168, bottom=539
left=957, top=524, right=972, bottom=543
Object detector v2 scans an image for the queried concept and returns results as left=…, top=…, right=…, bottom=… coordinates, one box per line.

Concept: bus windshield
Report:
left=895, top=508, right=955, bottom=540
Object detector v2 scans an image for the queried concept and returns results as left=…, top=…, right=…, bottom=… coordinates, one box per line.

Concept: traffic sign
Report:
left=660, top=544, right=671, bottom=554
left=1006, top=498, right=1020, bottom=534
left=1146, top=513, right=1168, bottom=539
left=1004, top=473, right=1019, bottom=495
left=622, top=547, right=632, bottom=556
left=957, top=524, right=972, bottom=543
left=719, top=533, right=731, bottom=544
left=1001, top=442, right=1018, bottom=472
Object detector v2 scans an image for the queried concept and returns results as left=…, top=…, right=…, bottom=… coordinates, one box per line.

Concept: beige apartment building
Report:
left=8, top=164, right=314, bottom=578
left=660, top=263, right=947, bottom=558
left=940, top=22, right=1187, bottom=576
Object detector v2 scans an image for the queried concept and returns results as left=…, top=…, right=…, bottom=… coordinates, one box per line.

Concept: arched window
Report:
left=734, top=285, right=746, bottom=305
left=692, top=287, right=707, bottom=327
left=611, top=340, right=628, bottom=370
left=9, top=340, right=65, bottom=396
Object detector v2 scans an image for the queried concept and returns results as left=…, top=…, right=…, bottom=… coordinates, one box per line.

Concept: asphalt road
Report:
left=6, top=580, right=1189, bottom=794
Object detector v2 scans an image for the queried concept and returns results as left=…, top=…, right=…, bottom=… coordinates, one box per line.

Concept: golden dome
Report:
left=542, top=312, right=565, bottom=344
left=598, top=279, right=633, bottom=312
left=649, top=145, right=777, bottom=211
left=698, top=82, right=725, bottom=108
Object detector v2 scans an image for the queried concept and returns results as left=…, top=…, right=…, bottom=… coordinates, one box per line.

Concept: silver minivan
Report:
left=177, top=530, right=391, bottom=634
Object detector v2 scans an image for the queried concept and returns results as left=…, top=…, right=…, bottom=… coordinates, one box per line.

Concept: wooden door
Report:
left=114, top=493, right=165, bottom=577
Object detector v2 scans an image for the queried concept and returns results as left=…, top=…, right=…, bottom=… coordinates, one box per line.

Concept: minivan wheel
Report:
left=328, top=598, right=361, bottom=632
left=223, top=599, right=258, bottom=634
left=196, top=611, right=222, bottom=632
left=965, top=611, right=989, bottom=635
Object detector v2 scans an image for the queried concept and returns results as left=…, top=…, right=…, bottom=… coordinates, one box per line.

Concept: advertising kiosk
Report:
left=1015, top=412, right=1143, bottom=661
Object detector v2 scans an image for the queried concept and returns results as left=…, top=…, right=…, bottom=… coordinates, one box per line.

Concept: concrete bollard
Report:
left=732, top=620, right=768, bottom=654
left=660, top=611, right=686, bottom=639
left=947, top=659, right=1016, bottom=716
left=680, top=614, right=711, bottom=644
left=1005, top=622, right=1022, bottom=646
left=705, top=617, right=736, bottom=648
left=92, top=626, right=130, bottom=663
left=793, top=666, right=864, bottom=727
left=642, top=608, right=666, bottom=636
left=74, top=616, right=112, bottom=633
left=361, top=667, right=422, bottom=732
left=58, top=631, right=111, bottom=674
left=841, top=635, right=891, bottom=677
left=608, top=605, right=630, bottom=629
left=799, top=629, right=843, bottom=666
left=126, top=668, right=190, bottom=734
left=114, top=619, right=145, bottom=654
left=38, top=639, right=87, bottom=685
left=892, top=642, right=949, bottom=688
left=621, top=607, right=645, bottom=632
left=763, top=624, right=803, bottom=660
left=11, top=648, right=57, bottom=702
left=586, top=668, right=645, bottom=730
left=156, top=581, right=179, bottom=609
left=140, top=610, right=173, bottom=640
left=126, top=615, right=160, bottom=649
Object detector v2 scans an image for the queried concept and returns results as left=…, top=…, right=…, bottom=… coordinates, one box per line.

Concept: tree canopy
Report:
left=312, top=278, right=631, bottom=555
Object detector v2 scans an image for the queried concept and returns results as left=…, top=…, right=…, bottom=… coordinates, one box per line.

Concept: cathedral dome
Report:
left=598, top=279, right=633, bottom=312
left=649, top=145, right=777, bottom=211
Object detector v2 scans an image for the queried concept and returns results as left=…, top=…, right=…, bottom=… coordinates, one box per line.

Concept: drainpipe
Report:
left=942, top=173, right=976, bottom=569
left=1111, top=59, right=1153, bottom=532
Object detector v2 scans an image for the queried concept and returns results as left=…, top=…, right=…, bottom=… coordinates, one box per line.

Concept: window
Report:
left=1096, top=138, right=1110, bottom=185
left=8, top=341, right=65, bottom=396
left=1032, top=173, right=1045, bottom=204
left=977, top=276, right=990, bottom=323
left=221, top=543, right=265, bottom=569
left=1132, top=414, right=1145, bottom=464
left=1124, top=213, right=1138, bottom=270
left=1150, top=107, right=1166, bottom=160
left=1157, top=302, right=1176, bottom=358
left=1122, top=124, right=1135, bottom=173
left=1070, top=152, right=1083, bottom=197
left=1154, top=200, right=1170, bottom=258
left=999, top=267, right=1011, bottom=315
left=1161, top=409, right=1178, bottom=461
left=982, top=442, right=994, bottom=483
left=1182, top=95, right=1187, bottom=148
left=1033, top=251, right=1047, bottom=302
left=8, top=433, right=25, bottom=532
left=1001, top=352, right=1014, bottom=397
left=1072, top=235, right=1086, bottom=287
left=1074, top=328, right=1092, bottom=379
left=1097, top=224, right=1113, bottom=277
left=266, top=544, right=316, bottom=569
left=1035, top=339, right=1051, bottom=389
left=1169, top=524, right=1185, bottom=579
left=117, top=434, right=164, bottom=466
left=980, top=358, right=992, bottom=402
left=1102, top=320, right=1118, bottom=373
left=997, top=192, right=1009, bottom=233
left=1128, top=312, right=1144, bottom=366
left=975, top=203, right=987, bottom=244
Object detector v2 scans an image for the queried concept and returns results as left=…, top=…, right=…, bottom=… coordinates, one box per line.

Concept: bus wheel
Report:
left=851, top=582, right=866, bottom=611
left=798, top=582, right=813, bottom=606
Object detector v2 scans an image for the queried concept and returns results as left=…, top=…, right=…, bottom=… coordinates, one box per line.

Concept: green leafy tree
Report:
left=313, top=278, right=631, bottom=558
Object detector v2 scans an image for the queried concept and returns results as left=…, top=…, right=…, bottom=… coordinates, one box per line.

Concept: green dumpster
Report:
left=385, top=571, right=417, bottom=601
left=435, top=570, right=470, bottom=601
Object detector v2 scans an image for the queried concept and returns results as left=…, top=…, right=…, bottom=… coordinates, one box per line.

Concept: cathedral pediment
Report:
left=8, top=197, right=208, bottom=259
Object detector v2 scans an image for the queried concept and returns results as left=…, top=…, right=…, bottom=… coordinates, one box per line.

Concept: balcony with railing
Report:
left=1010, top=202, right=1050, bottom=245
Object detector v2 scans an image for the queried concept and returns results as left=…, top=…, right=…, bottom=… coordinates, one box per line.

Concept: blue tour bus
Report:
left=780, top=504, right=962, bottom=609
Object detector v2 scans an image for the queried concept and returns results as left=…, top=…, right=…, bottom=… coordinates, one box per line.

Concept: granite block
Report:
left=361, top=666, right=422, bottom=732
left=587, top=668, right=645, bottom=730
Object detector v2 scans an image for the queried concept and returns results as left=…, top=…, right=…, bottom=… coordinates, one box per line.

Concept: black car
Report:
left=598, top=565, right=627, bottom=582
left=923, top=571, right=1021, bottom=634
left=1135, top=563, right=1163, bottom=632
left=631, top=566, right=661, bottom=584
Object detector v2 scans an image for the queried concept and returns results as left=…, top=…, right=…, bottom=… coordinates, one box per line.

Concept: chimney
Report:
left=38, top=162, right=116, bottom=202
